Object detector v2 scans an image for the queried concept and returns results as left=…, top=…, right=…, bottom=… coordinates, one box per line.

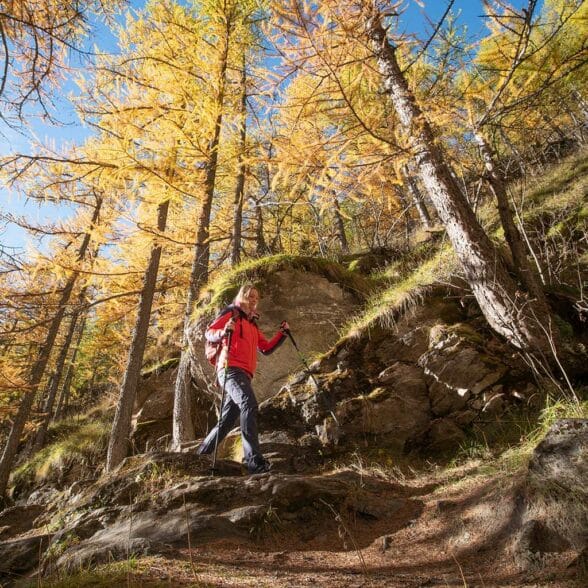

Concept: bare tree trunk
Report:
left=254, top=196, right=268, bottom=256
left=172, top=24, right=230, bottom=451
left=402, top=165, right=432, bottom=229
left=498, top=126, right=527, bottom=176
left=393, top=184, right=414, bottom=245
left=365, top=9, right=552, bottom=353
left=33, top=312, right=80, bottom=451
left=106, top=198, right=170, bottom=471
left=571, top=88, right=588, bottom=125
left=474, top=131, right=552, bottom=320
left=0, top=196, right=102, bottom=498
left=55, top=317, right=86, bottom=421
left=333, top=196, right=349, bottom=253
left=231, top=53, right=247, bottom=267
left=254, top=140, right=274, bottom=257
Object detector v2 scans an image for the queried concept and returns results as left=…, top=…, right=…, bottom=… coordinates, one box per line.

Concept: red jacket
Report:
left=206, top=305, right=286, bottom=378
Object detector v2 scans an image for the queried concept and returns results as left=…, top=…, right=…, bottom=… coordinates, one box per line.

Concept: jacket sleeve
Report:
left=205, top=309, right=233, bottom=343
left=257, top=328, right=287, bottom=355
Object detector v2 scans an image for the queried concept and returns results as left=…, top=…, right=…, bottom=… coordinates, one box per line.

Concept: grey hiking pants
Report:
left=197, top=367, right=264, bottom=471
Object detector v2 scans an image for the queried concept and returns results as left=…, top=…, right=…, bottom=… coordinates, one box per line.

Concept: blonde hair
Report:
left=235, top=283, right=258, bottom=305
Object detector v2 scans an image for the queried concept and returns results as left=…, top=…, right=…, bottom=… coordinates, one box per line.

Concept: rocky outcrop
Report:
left=259, top=294, right=540, bottom=454
left=131, top=262, right=366, bottom=444
left=512, top=419, right=588, bottom=574
left=132, top=265, right=543, bottom=457
left=0, top=452, right=420, bottom=579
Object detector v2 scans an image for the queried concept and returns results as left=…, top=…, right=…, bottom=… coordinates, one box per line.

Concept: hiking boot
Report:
left=247, top=457, right=271, bottom=475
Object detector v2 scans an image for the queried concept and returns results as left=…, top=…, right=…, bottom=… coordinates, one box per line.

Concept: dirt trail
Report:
left=31, top=462, right=581, bottom=588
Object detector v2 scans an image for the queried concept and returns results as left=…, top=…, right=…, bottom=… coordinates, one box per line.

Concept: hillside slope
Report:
left=1, top=152, right=587, bottom=587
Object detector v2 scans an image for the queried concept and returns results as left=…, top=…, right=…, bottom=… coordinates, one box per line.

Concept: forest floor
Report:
left=28, top=457, right=583, bottom=588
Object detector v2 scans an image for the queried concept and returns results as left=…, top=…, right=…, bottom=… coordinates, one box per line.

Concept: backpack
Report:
left=204, top=307, right=238, bottom=366
left=204, top=338, right=222, bottom=366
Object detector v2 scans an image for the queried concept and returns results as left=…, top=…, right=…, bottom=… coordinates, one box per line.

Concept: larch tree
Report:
left=0, top=0, right=126, bottom=125
left=270, top=0, right=558, bottom=354
left=0, top=185, right=105, bottom=497
left=172, top=0, right=267, bottom=450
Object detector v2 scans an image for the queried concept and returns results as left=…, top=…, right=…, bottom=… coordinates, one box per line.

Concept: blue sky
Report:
left=0, top=0, right=534, bottom=253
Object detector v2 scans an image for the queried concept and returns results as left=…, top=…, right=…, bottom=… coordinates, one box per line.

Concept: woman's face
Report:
left=239, top=288, right=259, bottom=313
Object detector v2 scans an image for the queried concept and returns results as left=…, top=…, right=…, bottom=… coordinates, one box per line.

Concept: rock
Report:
left=528, top=419, right=588, bottom=497
left=332, top=364, right=430, bottom=450
left=429, top=380, right=469, bottom=417
left=0, top=504, right=44, bottom=539
left=0, top=534, right=51, bottom=580
left=134, top=364, right=178, bottom=416
left=428, top=419, right=466, bottom=452
left=374, top=300, right=462, bottom=364
left=419, top=323, right=508, bottom=399
left=26, top=486, right=60, bottom=506
left=573, top=546, right=588, bottom=580
left=28, top=451, right=416, bottom=575
left=517, top=518, right=571, bottom=555
left=513, top=419, right=588, bottom=571
left=55, top=536, right=161, bottom=573
left=482, top=388, right=506, bottom=415
left=258, top=430, right=319, bottom=473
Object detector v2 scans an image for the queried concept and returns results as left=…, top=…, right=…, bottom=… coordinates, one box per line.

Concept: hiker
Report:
left=197, top=283, right=289, bottom=474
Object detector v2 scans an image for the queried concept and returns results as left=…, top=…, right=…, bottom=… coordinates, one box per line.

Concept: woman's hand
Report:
left=223, top=318, right=236, bottom=336
left=280, top=321, right=290, bottom=334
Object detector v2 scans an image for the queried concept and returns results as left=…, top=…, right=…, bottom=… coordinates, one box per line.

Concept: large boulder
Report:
left=512, top=419, right=588, bottom=574
left=130, top=261, right=366, bottom=447
left=189, top=265, right=365, bottom=404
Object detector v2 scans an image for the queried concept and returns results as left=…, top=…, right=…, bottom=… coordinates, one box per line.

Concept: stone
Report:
left=482, top=390, right=506, bottom=415
left=429, top=380, right=469, bottom=417
left=528, top=419, right=588, bottom=500
left=332, top=364, right=430, bottom=450
left=418, top=323, right=508, bottom=400
left=428, top=419, right=466, bottom=452
left=0, top=504, right=44, bottom=539
left=39, top=459, right=414, bottom=575
left=513, top=419, right=588, bottom=571
left=0, top=534, right=51, bottom=580
left=134, top=365, right=178, bottom=417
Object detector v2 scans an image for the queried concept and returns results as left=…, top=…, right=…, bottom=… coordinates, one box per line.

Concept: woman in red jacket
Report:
left=197, top=283, right=288, bottom=474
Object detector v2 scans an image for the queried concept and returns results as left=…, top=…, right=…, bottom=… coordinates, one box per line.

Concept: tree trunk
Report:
left=254, top=196, right=268, bottom=256
left=474, top=131, right=552, bottom=317
left=231, top=53, right=247, bottom=267
left=106, top=198, right=170, bottom=471
left=172, top=21, right=230, bottom=451
left=402, top=165, right=432, bottom=229
left=393, top=184, right=414, bottom=245
left=333, top=196, right=349, bottom=253
left=365, top=10, right=552, bottom=353
left=33, top=311, right=80, bottom=451
left=54, top=317, right=86, bottom=421
left=0, top=196, right=102, bottom=498
left=498, top=126, right=527, bottom=176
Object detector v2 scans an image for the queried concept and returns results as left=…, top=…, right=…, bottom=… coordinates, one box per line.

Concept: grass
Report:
left=449, top=393, right=588, bottom=480
left=141, top=356, right=181, bottom=378
left=23, top=556, right=213, bottom=587
left=341, top=245, right=458, bottom=338
left=11, top=417, right=110, bottom=493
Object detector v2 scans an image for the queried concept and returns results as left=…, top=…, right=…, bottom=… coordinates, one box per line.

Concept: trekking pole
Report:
left=211, top=327, right=233, bottom=474
left=283, top=328, right=339, bottom=425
